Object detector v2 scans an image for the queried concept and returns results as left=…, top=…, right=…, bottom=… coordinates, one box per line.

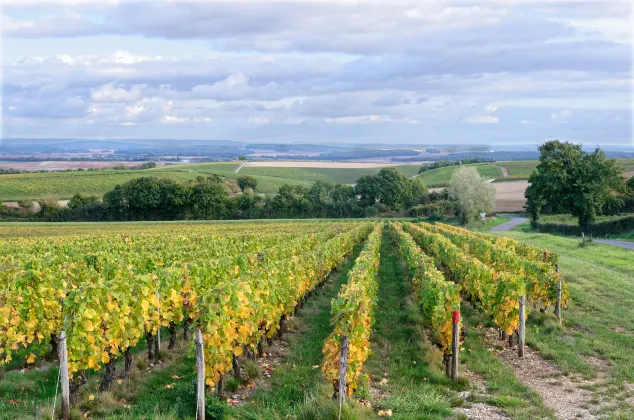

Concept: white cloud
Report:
left=1, top=1, right=632, bottom=144
left=466, top=115, right=499, bottom=124
left=91, top=83, right=144, bottom=103
left=551, top=109, right=574, bottom=121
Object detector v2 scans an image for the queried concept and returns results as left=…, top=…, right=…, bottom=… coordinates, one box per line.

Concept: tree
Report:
left=237, top=175, right=258, bottom=192
left=102, top=177, right=187, bottom=221
left=447, top=167, right=495, bottom=225
left=238, top=155, right=247, bottom=161
left=627, top=176, right=634, bottom=193
left=186, top=177, right=230, bottom=220
left=68, top=193, right=99, bottom=210
left=354, top=168, right=427, bottom=211
left=525, top=141, right=624, bottom=232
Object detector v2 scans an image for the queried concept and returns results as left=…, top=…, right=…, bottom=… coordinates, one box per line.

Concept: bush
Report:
left=409, top=203, right=441, bottom=217
left=536, top=214, right=634, bottom=236
left=365, top=204, right=380, bottom=218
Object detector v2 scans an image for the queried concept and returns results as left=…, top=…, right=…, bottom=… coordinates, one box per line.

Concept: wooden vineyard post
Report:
left=338, top=335, right=349, bottom=405
left=451, top=311, right=460, bottom=381
left=518, top=296, right=526, bottom=357
left=58, top=330, right=70, bottom=420
left=195, top=329, right=205, bottom=420
left=555, top=264, right=562, bottom=326
left=155, top=292, right=161, bottom=359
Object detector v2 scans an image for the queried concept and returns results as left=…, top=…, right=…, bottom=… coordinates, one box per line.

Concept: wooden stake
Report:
left=195, top=328, right=205, bottom=420
left=155, top=292, right=161, bottom=358
left=518, top=296, right=526, bottom=357
left=58, top=330, right=70, bottom=420
left=555, top=280, right=562, bottom=326
left=338, top=335, right=349, bottom=403
left=216, top=376, right=223, bottom=396
left=451, top=311, right=459, bottom=381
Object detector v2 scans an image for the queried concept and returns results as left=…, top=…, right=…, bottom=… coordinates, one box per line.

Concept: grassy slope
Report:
left=490, top=231, right=634, bottom=409
left=240, top=165, right=420, bottom=185
left=418, top=164, right=502, bottom=187
left=0, top=162, right=311, bottom=200
left=498, top=161, right=538, bottom=179
left=497, top=159, right=634, bottom=181
left=0, top=163, right=422, bottom=201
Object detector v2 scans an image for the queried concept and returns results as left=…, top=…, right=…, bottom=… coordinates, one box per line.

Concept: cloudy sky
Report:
left=2, top=0, right=633, bottom=144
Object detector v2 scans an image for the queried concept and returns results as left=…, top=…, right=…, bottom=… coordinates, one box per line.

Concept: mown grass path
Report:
left=363, top=230, right=459, bottom=420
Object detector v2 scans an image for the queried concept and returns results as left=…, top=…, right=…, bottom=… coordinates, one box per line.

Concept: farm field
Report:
left=0, top=162, right=309, bottom=201
left=1, top=219, right=630, bottom=419
left=498, top=161, right=538, bottom=179
left=493, top=180, right=529, bottom=212
left=417, top=163, right=503, bottom=187
left=240, top=164, right=420, bottom=185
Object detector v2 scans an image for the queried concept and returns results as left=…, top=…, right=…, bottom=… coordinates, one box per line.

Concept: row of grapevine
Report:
left=196, top=223, right=373, bottom=386
left=439, top=223, right=559, bottom=267
left=419, top=222, right=568, bottom=308
left=0, top=225, right=344, bottom=368
left=322, top=223, right=383, bottom=395
left=389, top=223, right=460, bottom=353
left=403, top=223, right=525, bottom=335
left=0, top=222, right=370, bottom=390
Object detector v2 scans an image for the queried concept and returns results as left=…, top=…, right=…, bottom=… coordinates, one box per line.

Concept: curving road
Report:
left=490, top=217, right=529, bottom=232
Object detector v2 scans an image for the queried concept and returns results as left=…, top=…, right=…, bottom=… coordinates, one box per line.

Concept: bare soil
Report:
left=456, top=369, right=511, bottom=420
left=484, top=327, right=607, bottom=420
left=493, top=181, right=528, bottom=212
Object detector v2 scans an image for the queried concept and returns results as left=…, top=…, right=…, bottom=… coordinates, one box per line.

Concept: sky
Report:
left=1, top=0, right=633, bottom=145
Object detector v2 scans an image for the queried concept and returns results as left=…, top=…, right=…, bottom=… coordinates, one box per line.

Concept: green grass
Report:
left=536, top=214, right=634, bottom=226
left=418, top=164, right=502, bottom=187
left=498, top=161, right=538, bottom=179
left=491, top=231, right=634, bottom=384
left=240, top=165, right=420, bottom=185
left=488, top=230, right=634, bottom=416
left=496, top=159, right=633, bottom=181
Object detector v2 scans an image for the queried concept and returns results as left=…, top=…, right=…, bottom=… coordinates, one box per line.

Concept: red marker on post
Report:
left=451, top=311, right=460, bottom=380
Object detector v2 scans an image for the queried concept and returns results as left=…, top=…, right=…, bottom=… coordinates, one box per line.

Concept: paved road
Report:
left=491, top=216, right=634, bottom=251
left=490, top=217, right=529, bottom=231
left=595, top=240, right=634, bottom=250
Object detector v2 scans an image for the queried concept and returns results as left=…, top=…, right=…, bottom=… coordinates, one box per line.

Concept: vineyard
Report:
left=1, top=220, right=632, bottom=419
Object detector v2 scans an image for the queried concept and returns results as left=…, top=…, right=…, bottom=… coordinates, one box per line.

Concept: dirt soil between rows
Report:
left=484, top=328, right=607, bottom=420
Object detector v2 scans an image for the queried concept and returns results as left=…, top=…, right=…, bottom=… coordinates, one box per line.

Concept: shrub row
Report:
left=536, top=214, right=634, bottom=236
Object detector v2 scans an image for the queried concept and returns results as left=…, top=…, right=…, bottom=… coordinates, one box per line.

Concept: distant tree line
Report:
left=2, top=168, right=461, bottom=222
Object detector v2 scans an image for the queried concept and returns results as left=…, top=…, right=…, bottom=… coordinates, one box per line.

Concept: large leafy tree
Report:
left=525, top=140, right=624, bottom=232
left=447, top=167, right=495, bottom=225
left=354, top=168, right=427, bottom=211
left=237, top=175, right=258, bottom=192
